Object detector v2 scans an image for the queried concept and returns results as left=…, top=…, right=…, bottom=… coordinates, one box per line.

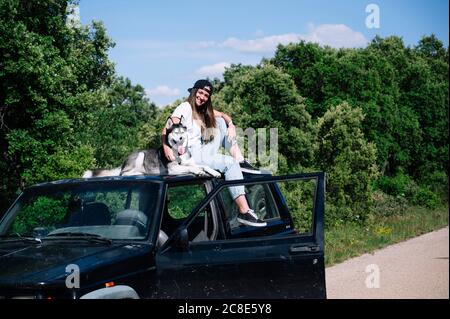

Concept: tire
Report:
left=248, top=185, right=267, bottom=220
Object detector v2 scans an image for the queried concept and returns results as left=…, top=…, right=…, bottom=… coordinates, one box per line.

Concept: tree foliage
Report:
left=272, top=36, right=448, bottom=180
left=0, top=0, right=156, bottom=211
left=80, top=77, right=158, bottom=168
left=315, top=102, right=378, bottom=223
left=214, top=63, right=316, bottom=173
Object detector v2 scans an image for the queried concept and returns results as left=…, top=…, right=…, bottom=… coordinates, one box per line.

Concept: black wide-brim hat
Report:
left=188, top=79, right=213, bottom=94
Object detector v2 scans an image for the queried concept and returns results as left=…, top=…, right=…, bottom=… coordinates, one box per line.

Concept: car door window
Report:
left=186, top=204, right=218, bottom=242
left=162, top=182, right=217, bottom=240
left=215, top=177, right=317, bottom=239
left=161, top=175, right=320, bottom=245
left=220, top=183, right=280, bottom=229
left=277, top=179, right=316, bottom=234
left=166, top=183, right=207, bottom=220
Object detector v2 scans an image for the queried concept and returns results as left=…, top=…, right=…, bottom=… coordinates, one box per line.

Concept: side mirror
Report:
left=32, top=227, right=49, bottom=238
left=174, top=226, right=189, bottom=251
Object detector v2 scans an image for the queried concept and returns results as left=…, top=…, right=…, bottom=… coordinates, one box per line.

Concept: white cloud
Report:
left=301, top=23, right=368, bottom=48
left=218, top=24, right=368, bottom=53
left=220, top=34, right=300, bottom=53
left=146, top=85, right=180, bottom=97
left=186, top=41, right=217, bottom=50
left=196, top=62, right=231, bottom=77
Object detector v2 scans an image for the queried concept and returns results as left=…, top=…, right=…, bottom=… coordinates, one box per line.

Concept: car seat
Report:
left=83, top=202, right=111, bottom=226
left=115, top=209, right=168, bottom=246
left=65, top=201, right=111, bottom=226
left=115, top=209, right=148, bottom=235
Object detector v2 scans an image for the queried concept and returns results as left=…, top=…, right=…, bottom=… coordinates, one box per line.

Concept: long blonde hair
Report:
left=186, top=88, right=216, bottom=143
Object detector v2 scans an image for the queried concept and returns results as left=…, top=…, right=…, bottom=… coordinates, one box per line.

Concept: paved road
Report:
left=326, top=226, right=449, bottom=299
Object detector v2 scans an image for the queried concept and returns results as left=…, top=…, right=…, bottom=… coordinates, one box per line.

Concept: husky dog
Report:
left=82, top=117, right=221, bottom=178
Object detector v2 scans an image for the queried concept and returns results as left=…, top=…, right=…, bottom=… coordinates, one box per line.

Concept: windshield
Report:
left=0, top=181, right=161, bottom=241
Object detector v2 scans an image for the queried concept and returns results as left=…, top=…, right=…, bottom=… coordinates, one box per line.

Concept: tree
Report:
left=315, top=102, right=378, bottom=223
left=0, top=0, right=115, bottom=210
left=415, top=34, right=447, bottom=59
left=272, top=41, right=331, bottom=117
left=271, top=35, right=447, bottom=181
left=407, top=36, right=449, bottom=178
left=81, top=77, right=158, bottom=168
left=214, top=63, right=316, bottom=173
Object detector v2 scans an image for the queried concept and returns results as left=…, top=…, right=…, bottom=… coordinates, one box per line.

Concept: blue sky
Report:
left=78, top=0, right=449, bottom=106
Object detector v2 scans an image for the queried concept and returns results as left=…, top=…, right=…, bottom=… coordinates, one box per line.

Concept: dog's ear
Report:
left=165, top=116, right=174, bottom=129
left=179, top=115, right=186, bottom=127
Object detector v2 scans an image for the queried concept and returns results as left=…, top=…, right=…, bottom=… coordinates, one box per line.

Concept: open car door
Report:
left=153, top=172, right=326, bottom=299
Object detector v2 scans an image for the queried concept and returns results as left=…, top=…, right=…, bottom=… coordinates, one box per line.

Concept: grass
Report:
left=324, top=204, right=449, bottom=266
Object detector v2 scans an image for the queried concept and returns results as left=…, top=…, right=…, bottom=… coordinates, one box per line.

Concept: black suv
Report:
left=0, top=171, right=326, bottom=299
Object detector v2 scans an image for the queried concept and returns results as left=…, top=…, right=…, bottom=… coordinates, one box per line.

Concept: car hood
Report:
left=0, top=241, right=151, bottom=287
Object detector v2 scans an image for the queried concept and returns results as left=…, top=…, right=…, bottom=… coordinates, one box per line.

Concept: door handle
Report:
left=289, top=244, right=320, bottom=253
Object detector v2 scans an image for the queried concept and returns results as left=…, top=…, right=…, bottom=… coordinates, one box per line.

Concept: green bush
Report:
left=412, top=187, right=440, bottom=209
left=279, top=181, right=314, bottom=233
left=325, top=201, right=373, bottom=227
left=419, top=171, right=449, bottom=202
left=373, top=172, right=412, bottom=197
left=373, top=172, right=442, bottom=209
left=315, top=103, right=378, bottom=224
left=370, top=190, right=408, bottom=218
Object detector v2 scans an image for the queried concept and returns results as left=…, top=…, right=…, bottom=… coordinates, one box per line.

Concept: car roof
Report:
left=29, top=171, right=273, bottom=189
left=30, top=174, right=207, bottom=188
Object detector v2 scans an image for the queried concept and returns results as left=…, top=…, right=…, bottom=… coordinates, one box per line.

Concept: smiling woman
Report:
left=161, top=79, right=267, bottom=227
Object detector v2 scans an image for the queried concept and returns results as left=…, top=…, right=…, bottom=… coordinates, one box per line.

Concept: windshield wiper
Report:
left=0, top=234, right=42, bottom=244
left=46, top=232, right=112, bottom=244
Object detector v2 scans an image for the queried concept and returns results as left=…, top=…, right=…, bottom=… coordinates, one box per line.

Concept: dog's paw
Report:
left=192, top=168, right=208, bottom=176
left=210, top=170, right=222, bottom=178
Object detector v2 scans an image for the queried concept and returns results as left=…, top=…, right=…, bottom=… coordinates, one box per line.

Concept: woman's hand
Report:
left=227, top=122, right=237, bottom=142
left=163, top=144, right=175, bottom=161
